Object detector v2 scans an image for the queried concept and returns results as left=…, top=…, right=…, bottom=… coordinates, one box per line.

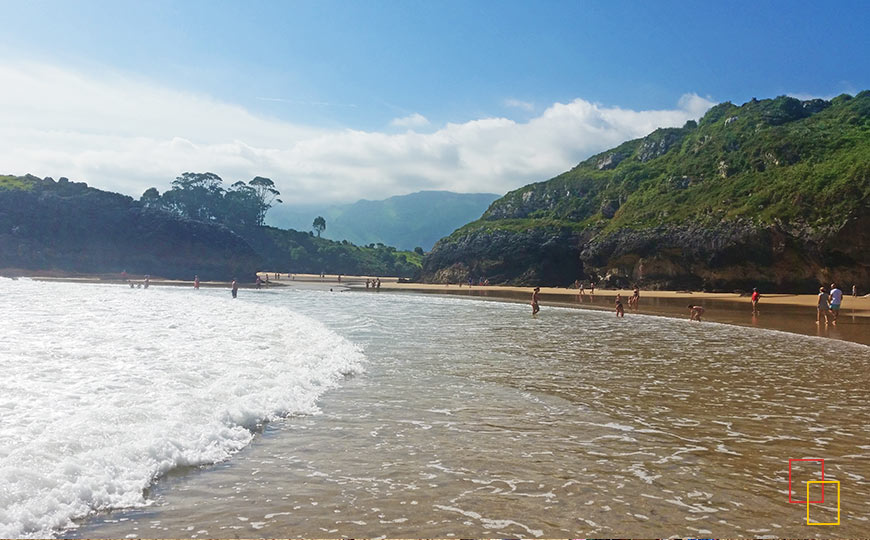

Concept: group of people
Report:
left=533, top=285, right=645, bottom=319
left=124, top=273, right=149, bottom=289
left=574, top=280, right=596, bottom=296
left=532, top=281, right=859, bottom=324
left=365, top=278, right=381, bottom=289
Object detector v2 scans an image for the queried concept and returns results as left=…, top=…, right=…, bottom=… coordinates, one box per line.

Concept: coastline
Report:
left=369, top=281, right=870, bottom=346
left=7, top=270, right=869, bottom=346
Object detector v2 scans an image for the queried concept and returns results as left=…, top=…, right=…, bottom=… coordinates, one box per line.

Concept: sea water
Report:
left=0, top=279, right=363, bottom=538
left=2, top=279, right=869, bottom=537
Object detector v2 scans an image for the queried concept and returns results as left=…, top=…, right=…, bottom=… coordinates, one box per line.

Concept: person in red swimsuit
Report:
left=751, top=288, right=760, bottom=314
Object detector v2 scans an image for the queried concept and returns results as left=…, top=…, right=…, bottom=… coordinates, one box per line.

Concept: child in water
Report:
left=615, top=294, right=625, bottom=317
left=688, top=304, right=705, bottom=321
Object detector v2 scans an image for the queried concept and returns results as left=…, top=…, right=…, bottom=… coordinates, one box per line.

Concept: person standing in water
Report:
left=751, top=288, right=760, bottom=314
left=531, top=287, right=541, bottom=315
left=615, top=294, right=625, bottom=317
left=828, top=283, right=843, bottom=324
left=231, top=279, right=238, bottom=299
left=194, top=275, right=200, bottom=290
left=688, top=304, right=705, bottom=321
left=630, top=286, right=640, bottom=309
left=816, top=286, right=829, bottom=324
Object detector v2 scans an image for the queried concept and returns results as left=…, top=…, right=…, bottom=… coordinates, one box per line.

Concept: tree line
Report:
left=140, top=172, right=281, bottom=229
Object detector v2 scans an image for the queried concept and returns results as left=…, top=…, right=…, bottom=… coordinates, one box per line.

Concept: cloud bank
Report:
left=0, top=63, right=715, bottom=205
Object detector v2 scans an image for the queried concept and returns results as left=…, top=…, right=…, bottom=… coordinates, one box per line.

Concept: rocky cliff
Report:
left=423, top=92, right=870, bottom=291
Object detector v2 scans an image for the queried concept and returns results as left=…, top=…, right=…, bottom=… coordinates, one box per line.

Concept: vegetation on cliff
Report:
left=0, top=175, right=421, bottom=279
left=0, top=175, right=260, bottom=279
left=425, top=92, right=870, bottom=291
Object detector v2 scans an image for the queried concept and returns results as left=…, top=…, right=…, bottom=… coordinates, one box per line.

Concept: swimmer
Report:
left=751, top=288, right=760, bottom=314
left=231, top=279, right=238, bottom=299
left=615, top=294, right=625, bottom=317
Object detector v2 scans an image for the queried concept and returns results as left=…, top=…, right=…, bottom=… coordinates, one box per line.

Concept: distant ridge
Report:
left=268, top=190, right=500, bottom=251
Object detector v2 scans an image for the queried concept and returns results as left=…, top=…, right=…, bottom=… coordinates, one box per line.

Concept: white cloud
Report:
left=390, top=113, right=430, bottom=128
left=0, top=62, right=716, bottom=207
left=504, top=98, right=535, bottom=111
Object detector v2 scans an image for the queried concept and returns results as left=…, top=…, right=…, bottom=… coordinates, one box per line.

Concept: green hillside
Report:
left=0, top=175, right=421, bottom=279
left=424, top=92, right=870, bottom=291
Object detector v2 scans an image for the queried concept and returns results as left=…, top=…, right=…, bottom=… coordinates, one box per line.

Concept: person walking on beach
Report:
left=231, top=279, right=238, bottom=299
left=853, top=284, right=858, bottom=297
left=829, top=283, right=843, bottom=324
left=751, top=288, right=760, bottom=314
left=194, top=275, right=200, bottom=290
left=615, top=294, right=625, bottom=317
left=531, top=287, right=541, bottom=315
left=688, top=304, right=705, bottom=321
left=817, top=286, right=829, bottom=324
left=590, top=282, right=595, bottom=295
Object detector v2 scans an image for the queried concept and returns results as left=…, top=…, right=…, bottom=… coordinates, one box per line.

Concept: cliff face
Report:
left=423, top=92, right=870, bottom=291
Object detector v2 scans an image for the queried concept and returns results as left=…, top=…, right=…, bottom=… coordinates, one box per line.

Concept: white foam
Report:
left=0, top=279, right=364, bottom=538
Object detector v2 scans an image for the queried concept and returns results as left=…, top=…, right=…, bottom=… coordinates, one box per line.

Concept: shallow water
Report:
left=2, top=280, right=869, bottom=537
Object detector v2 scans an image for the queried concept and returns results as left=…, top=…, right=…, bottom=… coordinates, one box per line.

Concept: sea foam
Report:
left=0, top=279, right=365, bottom=538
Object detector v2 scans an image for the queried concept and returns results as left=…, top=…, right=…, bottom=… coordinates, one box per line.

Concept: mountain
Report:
left=423, top=92, right=870, bottom=292
left=267, top=190, right=500, bottom=251
left=0, top=175, right=421, bottom=279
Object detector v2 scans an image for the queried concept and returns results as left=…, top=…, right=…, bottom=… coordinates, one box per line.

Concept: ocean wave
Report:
left=0, top=279, right=365, bottom=538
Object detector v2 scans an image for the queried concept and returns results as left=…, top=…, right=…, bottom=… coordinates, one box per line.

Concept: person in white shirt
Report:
left=828, top=283, right=843, bottom=323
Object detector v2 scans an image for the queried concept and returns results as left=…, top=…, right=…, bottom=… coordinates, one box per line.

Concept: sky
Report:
left=0, top=0, right=867, bottom=205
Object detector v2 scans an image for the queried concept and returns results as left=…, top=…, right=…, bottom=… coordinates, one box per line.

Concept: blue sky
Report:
left=0, top=0, right=867, bottom=204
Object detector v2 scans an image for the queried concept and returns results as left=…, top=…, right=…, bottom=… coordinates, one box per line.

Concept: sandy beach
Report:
left=9, top=269, right=869, bottom=346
